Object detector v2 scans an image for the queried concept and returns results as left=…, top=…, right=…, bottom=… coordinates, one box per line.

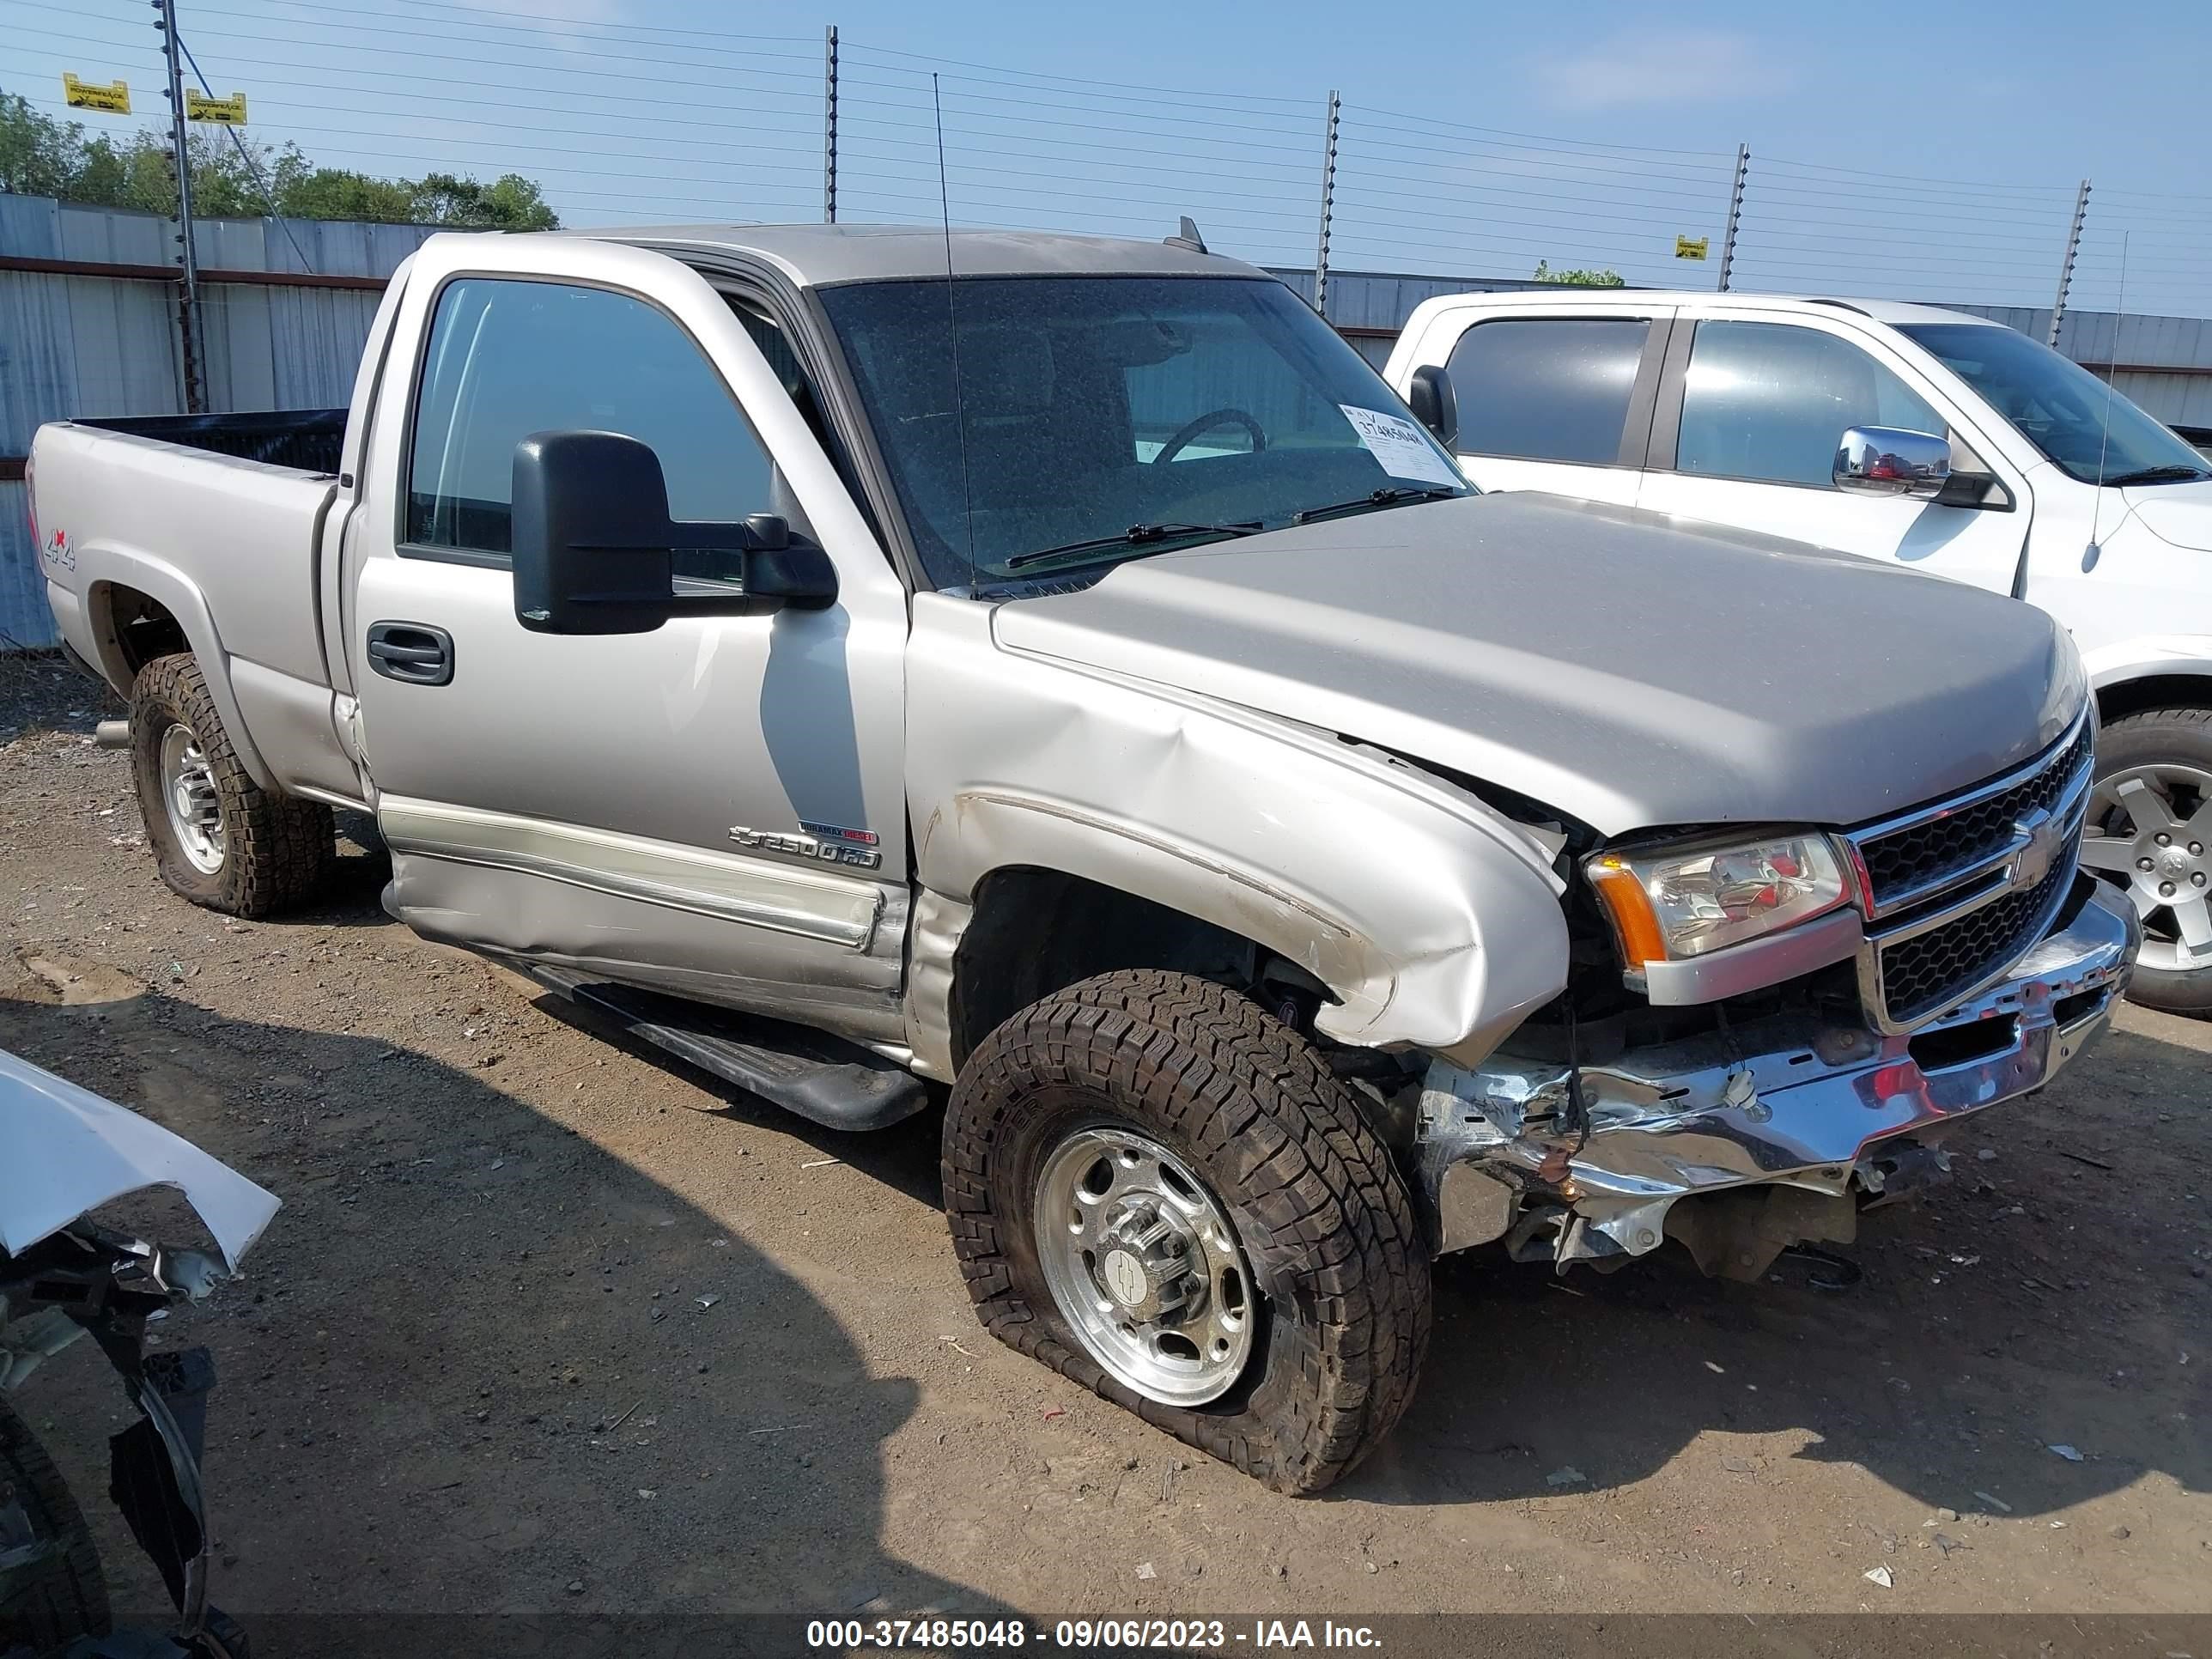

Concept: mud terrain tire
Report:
left=943, top=969, right=1430, bottom=1494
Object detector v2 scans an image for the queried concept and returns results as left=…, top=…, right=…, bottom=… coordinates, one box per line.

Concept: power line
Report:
left=837, top=40, right=1312, bottom=107
left=1337, top=101, right=1734, bottom=162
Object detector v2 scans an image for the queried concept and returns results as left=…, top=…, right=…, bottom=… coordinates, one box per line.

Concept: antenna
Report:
left=2087, top=230, right=2128, bottom=559
left=932, top=74, right=978, bottom=590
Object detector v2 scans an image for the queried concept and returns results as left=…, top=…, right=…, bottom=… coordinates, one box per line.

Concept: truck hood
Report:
left=2122, top=478, right=2212, bottom=551
left=992, top=493, right=2082, bottom=836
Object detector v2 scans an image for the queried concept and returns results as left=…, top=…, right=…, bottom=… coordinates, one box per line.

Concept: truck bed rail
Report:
left=74, top=409, right=346, bottom=476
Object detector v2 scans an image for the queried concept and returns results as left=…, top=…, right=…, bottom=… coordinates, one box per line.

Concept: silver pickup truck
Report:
left=29, top=223, right=2135, bottom=1494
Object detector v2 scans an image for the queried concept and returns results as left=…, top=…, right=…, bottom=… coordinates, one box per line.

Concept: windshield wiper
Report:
left=1003, top=520, right=1263, bottom=571
left=2100, top=463, right=2209, bottom=487
left=1292, top=485, right=1462, bottom=526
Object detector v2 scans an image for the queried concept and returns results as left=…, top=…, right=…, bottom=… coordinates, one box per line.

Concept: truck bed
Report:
left=74, top=409, right=347, bottom=476
left=31, top=413, right=356, bottom=801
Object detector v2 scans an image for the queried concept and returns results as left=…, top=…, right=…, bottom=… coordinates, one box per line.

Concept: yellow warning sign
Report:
left=1674, top=234, right=1711, bottom=261
left=62, top=74, right=131, bottom=115
left=185, top=90, right=248, bottom=125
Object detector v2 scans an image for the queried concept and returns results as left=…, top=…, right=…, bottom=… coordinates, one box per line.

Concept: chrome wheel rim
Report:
left=1032, top=1125, right=1256, bottom=1407
left=2080, top=762, right=2212, bottom=975
left=159, top=723, right=225, bottom=875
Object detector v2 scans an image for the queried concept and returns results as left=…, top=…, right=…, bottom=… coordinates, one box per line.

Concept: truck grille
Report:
left=1854, top=720, right=2093, bottom=912
left=1874, top=850, right=2079, bottom=1026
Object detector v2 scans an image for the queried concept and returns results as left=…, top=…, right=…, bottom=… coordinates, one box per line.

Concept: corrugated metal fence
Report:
left=0, top=196, right=438, bottom=648
left=7, top=198, right=2212, bottom=649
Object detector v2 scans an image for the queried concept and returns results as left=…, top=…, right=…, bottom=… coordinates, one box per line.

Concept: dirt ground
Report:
left=3, top=655, right=2208, bottom=1634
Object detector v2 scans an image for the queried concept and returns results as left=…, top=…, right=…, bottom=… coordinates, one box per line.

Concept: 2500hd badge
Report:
left=728, top=821, right=884, bottom=870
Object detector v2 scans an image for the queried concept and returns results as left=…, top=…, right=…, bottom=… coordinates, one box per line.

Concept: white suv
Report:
left=1386, top=289, right=2212, bottom=1012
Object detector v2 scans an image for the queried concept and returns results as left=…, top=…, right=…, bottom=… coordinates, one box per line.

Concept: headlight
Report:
left=1586, top=831, right=1848, bottom=974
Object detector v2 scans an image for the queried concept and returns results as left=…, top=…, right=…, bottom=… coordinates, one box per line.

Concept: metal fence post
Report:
left=1717, top=143, right=1749, bottom=293
left=2049, top=179, right=2090, bottom=348
left=1312, top=89, right=1340, bottom=319
left=155, top=0, right=204, bottom=412
left=823, top=24, right=839, bottom=224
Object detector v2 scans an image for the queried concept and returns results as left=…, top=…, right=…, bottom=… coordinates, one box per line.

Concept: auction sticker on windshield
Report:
left=1338, top=404, right=1462, bottom=488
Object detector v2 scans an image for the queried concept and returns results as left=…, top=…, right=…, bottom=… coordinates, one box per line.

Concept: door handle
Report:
left=365, top=622, right=454, bottom=686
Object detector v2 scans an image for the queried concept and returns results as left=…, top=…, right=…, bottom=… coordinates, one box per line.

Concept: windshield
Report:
left=1900, top=322, right=2209, bottom=486
left=819, top=275, right=1470, bottom=586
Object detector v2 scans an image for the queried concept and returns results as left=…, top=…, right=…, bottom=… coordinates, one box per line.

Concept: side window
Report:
left=406, top=277, right=776, bottom=579
left=1443, top=317, right=1650, bottom=465
left=1674, top=321, right=1946, bottom=488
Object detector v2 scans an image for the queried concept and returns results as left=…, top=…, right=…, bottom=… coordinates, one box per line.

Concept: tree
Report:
left=1532, top=259, right=1626, bottom=287
left=408, top=171, right=559, bottom=231
left=0, top=93, right=559, bottom=229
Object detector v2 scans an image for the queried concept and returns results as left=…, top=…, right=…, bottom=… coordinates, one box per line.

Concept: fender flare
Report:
left=2079, top=632, right=2212, bottom=690
left=80, top=552, right=276, bottom=791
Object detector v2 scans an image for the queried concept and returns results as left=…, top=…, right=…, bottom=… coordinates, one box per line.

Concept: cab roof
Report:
left=550, top=222, right=1266, bottom=288
left=1426, top=288, right=2001, bottom=328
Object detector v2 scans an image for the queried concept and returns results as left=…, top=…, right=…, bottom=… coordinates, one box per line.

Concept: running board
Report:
left=523, top=965, right=929, bottom=1133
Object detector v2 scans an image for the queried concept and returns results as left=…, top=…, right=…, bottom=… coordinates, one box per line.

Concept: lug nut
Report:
left=2137, top=856, right=2155, bottom=872
left=2196, top=872, right=2208, bottom=887
left=2155, top=832, right=2172, bottom=847
left=2160, top=880, right=2177, bottom=896
left=2193, top=842, right=2206, bottom=856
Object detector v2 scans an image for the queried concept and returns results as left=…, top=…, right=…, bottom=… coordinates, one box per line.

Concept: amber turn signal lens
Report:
left=1589, top=856, right=1668, bottom=972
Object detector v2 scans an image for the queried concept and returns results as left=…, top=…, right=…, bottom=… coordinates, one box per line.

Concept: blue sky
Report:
left=6, top=0, right=2208, bottom=315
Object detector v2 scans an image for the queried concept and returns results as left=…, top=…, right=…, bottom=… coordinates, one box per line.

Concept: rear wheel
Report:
left=2081, top=708, right=2212, bottom=1015
left=0, top=1396, right=112, bottom=1652
left=942, top=969, right=1430, bottom=1494
left=130, top=653, right=335, bottom=918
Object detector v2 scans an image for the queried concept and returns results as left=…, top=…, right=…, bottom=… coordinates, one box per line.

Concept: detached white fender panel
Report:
left=904, top=594, right=1571, bottom=1076
left=0, top=1049, right=280, bottom=1273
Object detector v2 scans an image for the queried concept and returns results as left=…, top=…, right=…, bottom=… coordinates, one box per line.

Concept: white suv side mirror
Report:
left=1834, top=426, right=1952, bottom=499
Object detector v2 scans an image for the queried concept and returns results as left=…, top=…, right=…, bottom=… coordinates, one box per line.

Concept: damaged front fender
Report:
left=902, top=592, right=1571, bottom=1076
left=0, top=1050, right=279, bottom=1273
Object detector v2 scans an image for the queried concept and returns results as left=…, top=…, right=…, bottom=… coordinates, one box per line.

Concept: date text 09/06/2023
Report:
left=805, top=1618, right=1385, bottom=1650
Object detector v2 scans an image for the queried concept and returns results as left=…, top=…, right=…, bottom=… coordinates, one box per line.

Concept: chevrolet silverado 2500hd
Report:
left=30, top=225, right=2135, bottom=1493
left=1383, top=289, right=2212, bottom=1012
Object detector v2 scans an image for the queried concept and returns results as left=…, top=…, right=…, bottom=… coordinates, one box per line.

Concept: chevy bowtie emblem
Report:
left=2012, top=809, right=2063, bottom=890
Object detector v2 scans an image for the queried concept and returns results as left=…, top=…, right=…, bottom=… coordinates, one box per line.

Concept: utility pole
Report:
left=2049, top=179, right=2091, bottom=348
left=1716, top=143, right=1749, bottom=293
left=154, top=0, right=204, bottom=412
left=1312, top=89, right=1340, bottom=320
left=823, top=24, right=839, bottom=225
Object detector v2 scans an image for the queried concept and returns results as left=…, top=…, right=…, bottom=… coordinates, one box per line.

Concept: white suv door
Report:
left=1405, top=302, right=1672, bottom=506
left=1636, top=308, right=2033, bottom=593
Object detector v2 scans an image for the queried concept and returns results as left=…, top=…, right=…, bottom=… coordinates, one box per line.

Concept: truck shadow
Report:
left=0, top=974, right=1008, bottom=1632
left=1344, top=1018, right=2212, bottom=1515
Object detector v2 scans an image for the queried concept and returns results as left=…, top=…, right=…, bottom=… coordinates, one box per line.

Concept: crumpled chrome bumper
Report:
left=1416, top=878, right=2136, bottom=1268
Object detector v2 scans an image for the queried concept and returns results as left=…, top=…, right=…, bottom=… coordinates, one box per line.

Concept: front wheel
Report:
left=942, top=969, right=1430, bottom=1494
left=2081, top=708, right=2212, bottom=1016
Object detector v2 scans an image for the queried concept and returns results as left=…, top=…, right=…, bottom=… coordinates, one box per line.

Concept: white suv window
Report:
left=1675, top=321, right=1943, bottom=488
left=1443, top=317, right=1650, bottom=465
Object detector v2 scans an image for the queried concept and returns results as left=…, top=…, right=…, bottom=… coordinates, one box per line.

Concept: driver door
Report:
left=344, top=234, right=912, bottom=1046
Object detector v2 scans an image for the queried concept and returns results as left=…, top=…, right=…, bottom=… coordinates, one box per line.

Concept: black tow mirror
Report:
left=510, top=430, right=836, bottom=635
left=1405, top=364, right=1459, bottom=451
